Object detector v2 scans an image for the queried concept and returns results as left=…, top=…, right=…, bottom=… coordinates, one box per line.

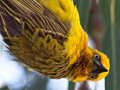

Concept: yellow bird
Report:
left=0, top=0, right=110, bottom=82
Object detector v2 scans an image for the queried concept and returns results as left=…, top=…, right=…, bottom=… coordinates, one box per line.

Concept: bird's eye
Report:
left=90, top=76, right=95, bottom=79
left=94, top=54, right=100, bottom=59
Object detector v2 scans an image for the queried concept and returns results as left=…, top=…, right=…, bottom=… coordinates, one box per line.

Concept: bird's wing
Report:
left=0, top=0, right=71, bottom=78
left=0, top=0, right=69, bottom=45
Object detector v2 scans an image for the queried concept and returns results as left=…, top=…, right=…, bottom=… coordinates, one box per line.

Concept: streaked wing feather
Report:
left=17, top=0, right=69, bottom=31
left=0, top=0, right=68, bottom=45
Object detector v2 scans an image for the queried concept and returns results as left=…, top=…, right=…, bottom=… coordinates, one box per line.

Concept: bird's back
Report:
left=0, top=0, right=71, bottom=79
left=0, top=0, right=69, bottom=45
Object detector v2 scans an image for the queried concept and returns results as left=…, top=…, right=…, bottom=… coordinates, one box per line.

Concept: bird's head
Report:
left=71, top=47, right=110, bottom=82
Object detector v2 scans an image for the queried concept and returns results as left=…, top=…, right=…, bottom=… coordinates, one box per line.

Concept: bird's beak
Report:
left=93, top=60, right=108, bottom=73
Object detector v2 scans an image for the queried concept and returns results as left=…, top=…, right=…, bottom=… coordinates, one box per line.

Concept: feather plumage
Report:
left=0, top=0, right=110, bottom=82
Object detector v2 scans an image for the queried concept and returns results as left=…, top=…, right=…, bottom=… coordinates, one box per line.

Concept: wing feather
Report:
left=0, top=0, right=68, bottom=45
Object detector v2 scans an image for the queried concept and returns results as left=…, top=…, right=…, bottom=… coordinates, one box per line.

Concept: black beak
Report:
left=93, top=60, right=108, bottom=73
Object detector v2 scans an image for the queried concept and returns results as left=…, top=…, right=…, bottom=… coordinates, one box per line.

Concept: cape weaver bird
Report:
left=0, top=0, right=110, bottom=82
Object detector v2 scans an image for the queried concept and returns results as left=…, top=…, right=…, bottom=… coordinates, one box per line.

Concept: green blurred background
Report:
left=74, top=0, right=120, bottom=90
left=0, top=0, right=120, bottom=90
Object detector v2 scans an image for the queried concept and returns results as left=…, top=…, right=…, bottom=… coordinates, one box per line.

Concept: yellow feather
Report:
left=38, top=0, right=88, bottom=66
left=0, top=0, right=110, bottom=82
left=92, top=49, right=110, bottom=81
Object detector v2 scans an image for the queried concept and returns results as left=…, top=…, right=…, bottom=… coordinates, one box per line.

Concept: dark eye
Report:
left=94, top=54, right=100, bottom=59
left=90, top=76, right=95, bottom=79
